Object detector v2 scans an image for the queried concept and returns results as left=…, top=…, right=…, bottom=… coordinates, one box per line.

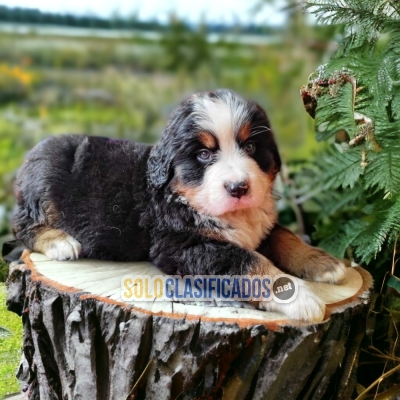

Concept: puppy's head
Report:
left=148, top=89, right=281, bottom=216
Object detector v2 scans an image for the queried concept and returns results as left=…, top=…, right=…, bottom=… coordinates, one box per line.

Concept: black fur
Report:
left=13, top=90, right=282, bottom=276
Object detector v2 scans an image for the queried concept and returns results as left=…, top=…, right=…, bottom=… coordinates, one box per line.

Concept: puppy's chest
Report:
left=198, top=204, right=276, bottom=250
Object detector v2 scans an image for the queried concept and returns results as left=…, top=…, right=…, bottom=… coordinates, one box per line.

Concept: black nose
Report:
left=224, top=181, right=249, bottom=199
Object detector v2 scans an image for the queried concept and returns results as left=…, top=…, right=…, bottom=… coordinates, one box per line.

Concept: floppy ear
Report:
left=253, top=101, right=282, bottom=176
left=270, top=140, right=282, bottom=176
left=265, top=125, right=281, bottom=176
left=147, top=100, right=192, bottom=189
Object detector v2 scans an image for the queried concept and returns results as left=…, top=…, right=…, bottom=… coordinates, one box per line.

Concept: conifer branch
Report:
left=300, top=0, right=400, bottom=265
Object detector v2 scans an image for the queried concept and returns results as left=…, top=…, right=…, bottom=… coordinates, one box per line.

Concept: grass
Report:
left=0, top=283, right=23, bottom=398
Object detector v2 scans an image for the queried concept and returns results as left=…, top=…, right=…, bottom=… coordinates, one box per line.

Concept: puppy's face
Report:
left=149, top=90, right=281, bottom=217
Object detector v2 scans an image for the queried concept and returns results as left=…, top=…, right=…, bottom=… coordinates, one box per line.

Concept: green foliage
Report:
left=314, top=82, right=357, bottom=141
left=315, top=145, right=363, bottom=189
left=297, top=7, right=400, bottom=389
left=299, top=0, right=400, bottom=268
left=0, top=261, right=7, bottom=282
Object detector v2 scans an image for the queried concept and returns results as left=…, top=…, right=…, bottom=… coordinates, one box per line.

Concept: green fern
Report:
left=300, top=0, right=400, bottom=267
left=352, top=197, right=400, bottom=262
left=317, top=146, right=364, bottom=189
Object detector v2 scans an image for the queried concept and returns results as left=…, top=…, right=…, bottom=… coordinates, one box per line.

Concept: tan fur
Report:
left=34, top=228, right=70, bottom=253
left=218, top=194, right=276, bottom=250
left=266, top=225, right=346, bottom=283
left=237, top=122, right=251, bottom=143
left=34, top=227, right=82, bottom=261
left=172, top=181, right=198, bottom=206
left=198, top=131, right=217, bottom=149
left=246, top=253, right=281, bottom=276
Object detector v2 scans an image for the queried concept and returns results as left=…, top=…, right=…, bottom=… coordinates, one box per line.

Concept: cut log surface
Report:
left=6, top=251, right=373, bottom=400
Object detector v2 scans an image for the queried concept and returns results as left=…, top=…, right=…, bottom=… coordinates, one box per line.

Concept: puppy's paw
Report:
left=44, top=235, right=82, bottom=261
left=302, top=250, right=347, bottom=284
left=259, top=279, right=326, bottom=322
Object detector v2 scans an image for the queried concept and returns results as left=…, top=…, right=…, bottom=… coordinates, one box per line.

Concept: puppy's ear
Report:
left=253, top=102, right=282, bottom=176
left=147, top=138, right=175, bottom=189
left=147, top=100, right=192, bottom=189
left=269, top=135, right=281, bottom=176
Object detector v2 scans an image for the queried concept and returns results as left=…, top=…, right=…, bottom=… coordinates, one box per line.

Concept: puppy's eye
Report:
left=244, top=142, right=256, bottom=155
left=197, top=149, right=213, bottom=163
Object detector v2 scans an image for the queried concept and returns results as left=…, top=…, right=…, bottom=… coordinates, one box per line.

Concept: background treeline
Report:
left=0, top=5, right=275, bottom=35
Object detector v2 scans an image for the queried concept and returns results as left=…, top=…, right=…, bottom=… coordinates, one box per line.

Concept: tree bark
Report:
left=6, top=251, right=373, bottom=400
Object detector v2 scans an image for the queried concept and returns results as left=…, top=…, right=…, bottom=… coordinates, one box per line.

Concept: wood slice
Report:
left=6, top=251, right=373, bottom=400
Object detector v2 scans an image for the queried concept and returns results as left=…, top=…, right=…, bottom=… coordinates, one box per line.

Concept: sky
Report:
left=0, top=0, right=286, bottom=25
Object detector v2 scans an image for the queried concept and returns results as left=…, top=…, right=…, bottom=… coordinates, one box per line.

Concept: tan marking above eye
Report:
left=198, top=131, right=217, bottom=149
left=237, top=122, right=251, bottom=143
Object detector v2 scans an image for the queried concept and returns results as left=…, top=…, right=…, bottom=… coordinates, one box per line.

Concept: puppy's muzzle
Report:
left=224, top=181, right=249, bottom=199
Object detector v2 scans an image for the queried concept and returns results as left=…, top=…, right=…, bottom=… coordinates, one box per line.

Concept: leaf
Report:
left=373, top=385, right=400, bottom=400
left=387, top=275, right=400, bottom=292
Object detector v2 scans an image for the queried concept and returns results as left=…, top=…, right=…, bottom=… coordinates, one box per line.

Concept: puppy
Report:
left=12, top=89, right=346, bottom=321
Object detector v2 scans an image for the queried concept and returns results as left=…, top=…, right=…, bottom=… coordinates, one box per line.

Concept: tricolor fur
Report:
left=13, top=89, right=346, bottom=322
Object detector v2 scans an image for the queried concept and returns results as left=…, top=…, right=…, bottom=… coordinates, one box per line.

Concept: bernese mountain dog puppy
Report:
left=12, top=89, right=346, bottom=322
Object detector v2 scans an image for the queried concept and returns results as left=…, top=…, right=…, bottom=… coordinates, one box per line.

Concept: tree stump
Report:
left=6, top=251, right=373, bottom=400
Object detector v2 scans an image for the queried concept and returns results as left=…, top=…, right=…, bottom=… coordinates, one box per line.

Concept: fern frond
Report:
left=364, top=139, right=400, bottom=194
left=315, top=186, right=363, bottom=217
left=318, top=219, right=369, bottom=258
left=305, top=0, right=399, bottom=31
left=314, top=81, right=357, bottom=141
left=352, top=197, right=400, bottom=262
left=316, top=145, right=363, bottom=189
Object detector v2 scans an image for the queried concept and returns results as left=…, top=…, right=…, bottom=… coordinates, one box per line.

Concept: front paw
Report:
left=301, top=249, right=347, bottom=284
left=259, top=278, right=326, bottom=322
left=44, top=234, right=82, bottom=261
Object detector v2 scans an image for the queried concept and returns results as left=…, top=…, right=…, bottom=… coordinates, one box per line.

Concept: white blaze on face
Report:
left=188, top=94, right=271, bottom=217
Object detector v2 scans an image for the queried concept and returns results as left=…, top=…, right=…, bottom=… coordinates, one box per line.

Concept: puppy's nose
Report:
left=224, top=181, right=249, bottom=198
